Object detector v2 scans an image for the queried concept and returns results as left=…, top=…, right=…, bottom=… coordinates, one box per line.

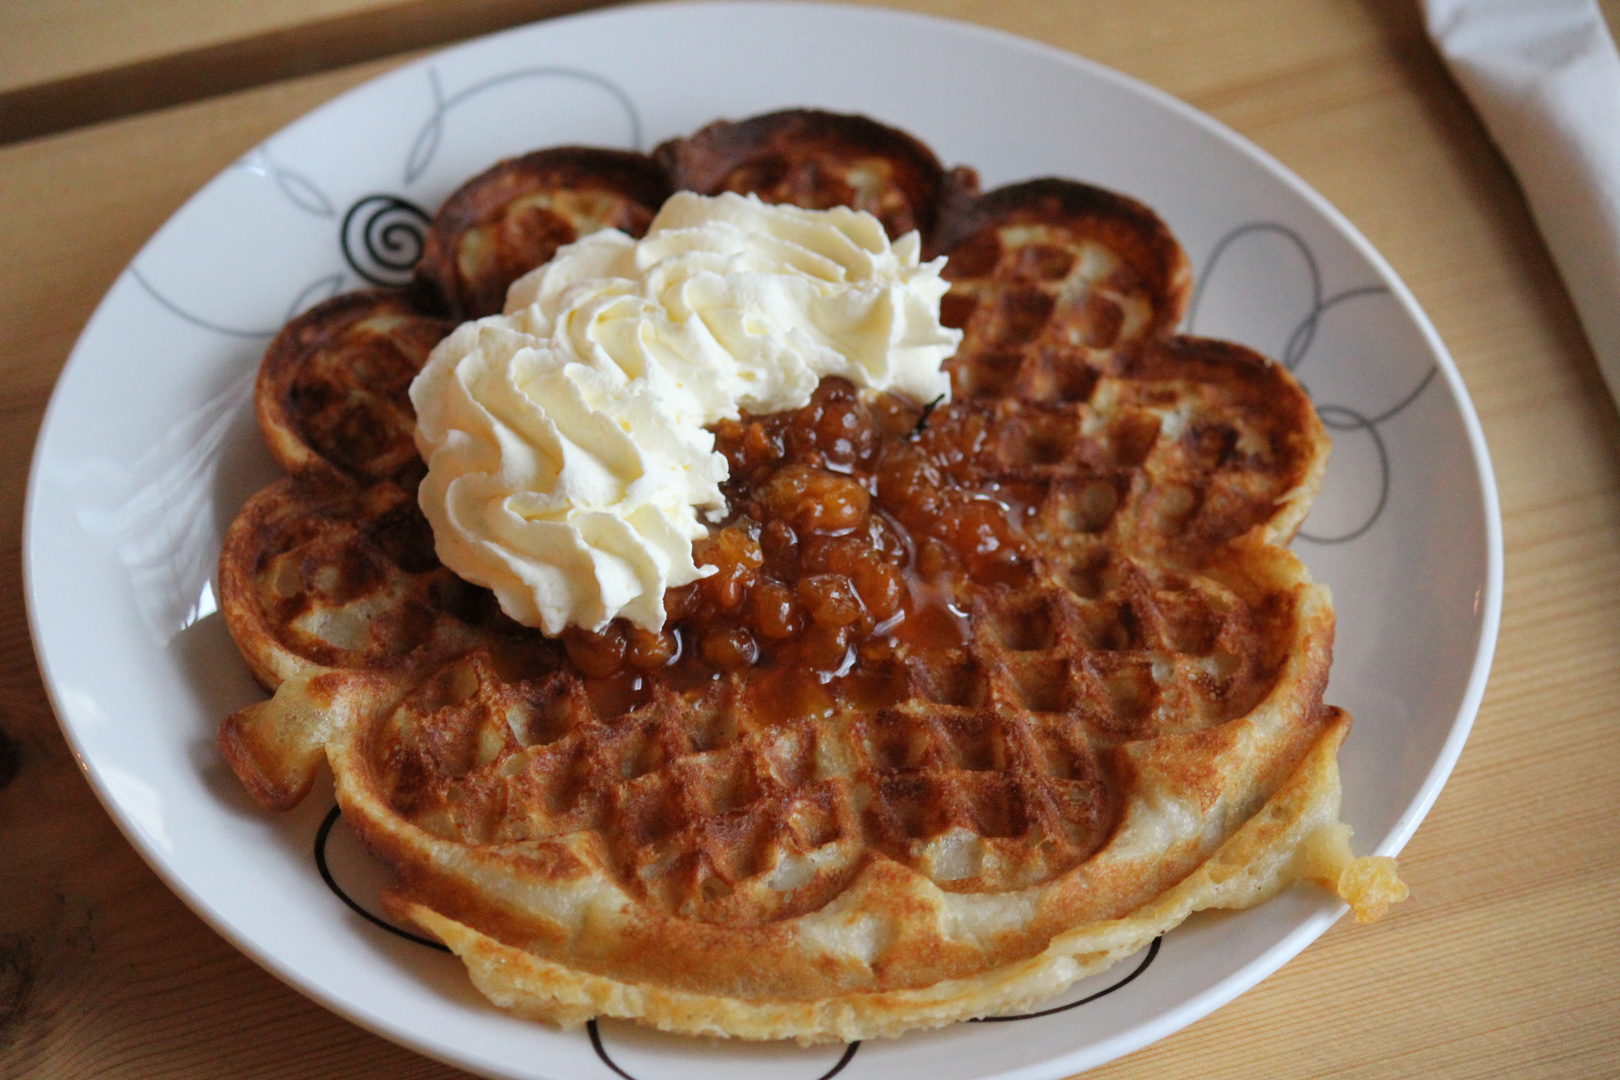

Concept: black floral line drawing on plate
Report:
left=288, top=273, right=348, bottom=319
left=589, top=1021, right=860, bottom=1080
left=406, top=65, right=645, bottom=184
left=313, top=805, right=1153, bottom=1071
left=316, top=804, right=864, bottom=1073
left=1188, top=222, right=1437, bottom=544
left=130, top=265, right=346, bottom=339
left=130, top=260, right=354, bottom=338
left=314, top=805, right=450, bottom=953
left=1303, top=367, right=1437, bottom=544
left=139, top=144, right=353, bottom=333
left=972, top=935, right=1161, bottom=1022
left=240, top=145, right=338, bottom=219
left=341, top=195, right=433, bottom=287
left=136, top=62, right=644, bottom=344
left=129, top=266, right=279, bottom=339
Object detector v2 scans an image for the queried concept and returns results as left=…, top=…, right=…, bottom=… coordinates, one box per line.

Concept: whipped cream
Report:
left=411, top=191, right=960, bottom=635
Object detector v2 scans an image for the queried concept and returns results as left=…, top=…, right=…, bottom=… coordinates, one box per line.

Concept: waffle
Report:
left=656, top=109, right=964, bottom=249
left=415, top=147, right=671, bottom=320
left=218, top=110, right=1404, bottom=1042
left=255, top=290, right=451, bottom=489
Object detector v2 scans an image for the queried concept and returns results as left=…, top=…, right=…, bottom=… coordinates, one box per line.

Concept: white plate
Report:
left=24, top=3, right=1502, bottom=1078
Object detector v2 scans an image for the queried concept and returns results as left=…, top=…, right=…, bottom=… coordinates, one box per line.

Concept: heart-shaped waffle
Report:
left=219, top=110, right=1403, bottom=1042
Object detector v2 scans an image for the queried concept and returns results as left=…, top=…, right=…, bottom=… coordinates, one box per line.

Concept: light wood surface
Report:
left=2, top=1, right=1617, bottom=1077
left=0, top=0, right=618, bottom=142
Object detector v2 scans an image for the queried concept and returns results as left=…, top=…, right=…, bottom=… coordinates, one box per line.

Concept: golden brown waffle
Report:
left=218, top=109, right=1404, bottom=1043
left=255, top=291, right=451, bottom=489
left=415, top=146, right=671, bottom=320
left=655, top=109, right=966, bottom=249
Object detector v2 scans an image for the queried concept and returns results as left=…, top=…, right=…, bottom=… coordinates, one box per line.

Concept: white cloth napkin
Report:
left=1422, top=0, right=1620, bottom=399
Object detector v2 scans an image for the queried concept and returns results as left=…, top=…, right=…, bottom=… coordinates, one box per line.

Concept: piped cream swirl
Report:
left=411, top=191, right=960, bottom=635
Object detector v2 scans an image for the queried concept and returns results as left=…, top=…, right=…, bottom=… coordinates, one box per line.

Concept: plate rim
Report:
left=22, top=3, right=1505, bottom=1078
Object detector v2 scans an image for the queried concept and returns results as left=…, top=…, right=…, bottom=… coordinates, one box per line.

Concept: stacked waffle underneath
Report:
left=218, top=109, right=1403, bottom=1042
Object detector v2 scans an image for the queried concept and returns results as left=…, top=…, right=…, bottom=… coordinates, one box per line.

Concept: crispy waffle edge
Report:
left=389, top=708, right=1358, bottom=1044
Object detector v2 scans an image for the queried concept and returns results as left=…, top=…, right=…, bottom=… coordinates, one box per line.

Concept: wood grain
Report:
left=0, top=0, right=406, bottom=92
left=2, top=1, right=1618, bottom=1077
left=0, top=0, right=624, bottom=144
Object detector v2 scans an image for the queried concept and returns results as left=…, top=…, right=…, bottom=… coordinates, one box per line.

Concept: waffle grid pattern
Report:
left=215, top=109, right=1346, bottom=1039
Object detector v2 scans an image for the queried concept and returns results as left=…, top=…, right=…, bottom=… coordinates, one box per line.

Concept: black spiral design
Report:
left=340, top=195, right=431, bottom=287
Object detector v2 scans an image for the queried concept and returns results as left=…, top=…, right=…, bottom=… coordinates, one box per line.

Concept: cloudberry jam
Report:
left=566, top=377, right=1037, bottom=695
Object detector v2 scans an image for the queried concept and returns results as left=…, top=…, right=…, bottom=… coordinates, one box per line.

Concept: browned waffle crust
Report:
left=218, top=109, right=1402, bottom=1042
left=414, top=147, right=671, bottom=320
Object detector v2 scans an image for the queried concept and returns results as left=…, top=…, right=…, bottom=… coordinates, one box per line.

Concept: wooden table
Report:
left=3, top=1, right=1617, bottom=1076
